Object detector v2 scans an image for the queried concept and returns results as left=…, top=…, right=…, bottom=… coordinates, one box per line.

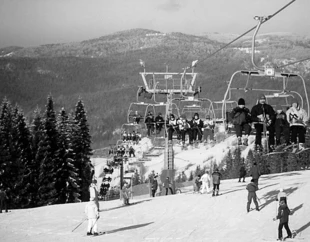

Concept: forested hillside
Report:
left=0, top=29, right=310, bottom=148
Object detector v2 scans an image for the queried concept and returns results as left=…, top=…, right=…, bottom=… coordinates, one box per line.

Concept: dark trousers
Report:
left=254, top=123, right=275, bottom=145
left=147, top=124, right=154, bottom=136
left=178, top=130, right=186, bottom=142
left=213, top=184, right=220, bottom=194
left=151, top=189, right=156, bottom=197
left=165, top=187, right=173, bottom=195
left=167, top=128, right=174, bottom=141
left=278, top=222, right=292, bottom=239
left=0, top=199, right=8, bottom=213
left=235, top=123, right=251, bottom=137
left=252, top=178, right=259, bottom=188
left=239, top=174, right=246, bottom=182
left=290, top=126, right=306, bottom=143
left=193, top=128, right=202, bottom=141
left=275, top=122, right=290, bottom=145
left=187, top=129, right=193, bottom=144
left=247, top=192, right=259, bottom=211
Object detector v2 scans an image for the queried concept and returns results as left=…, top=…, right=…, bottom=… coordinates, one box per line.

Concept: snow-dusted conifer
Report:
left=37, top=95, right=58, bottom=206
left=54, top=108, right=80, bottom=203
left=73, top=98, right=93, bottom=201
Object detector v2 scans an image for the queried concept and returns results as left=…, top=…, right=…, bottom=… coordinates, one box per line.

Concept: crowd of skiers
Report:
left=230, top=95, right=308, bottom=152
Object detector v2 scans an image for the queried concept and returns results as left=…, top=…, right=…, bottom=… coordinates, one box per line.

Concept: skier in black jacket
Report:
left=251, top=94, right=276, bottom=152
left=145, top=112, right=155, bottom=137
left=155, top=113, right=165, bottom=134
left=191, top=113, right=204, bottom=143
left=230, top=98, right=252, bottom=146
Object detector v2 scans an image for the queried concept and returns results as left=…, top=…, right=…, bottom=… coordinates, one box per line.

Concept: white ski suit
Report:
left=200, top=173, right=211, bottom=193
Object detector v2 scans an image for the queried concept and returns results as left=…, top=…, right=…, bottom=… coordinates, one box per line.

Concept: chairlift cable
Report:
left=276, top=56, right=310, bottom=69
left=199, top=0, right=296, bottom=63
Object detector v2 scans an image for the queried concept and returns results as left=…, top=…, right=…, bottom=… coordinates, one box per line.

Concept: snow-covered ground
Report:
left=1, top=169, right=310, bottom=242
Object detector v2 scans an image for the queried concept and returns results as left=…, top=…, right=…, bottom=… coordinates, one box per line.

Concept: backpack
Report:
left=232, top=111, right=247, bottom=125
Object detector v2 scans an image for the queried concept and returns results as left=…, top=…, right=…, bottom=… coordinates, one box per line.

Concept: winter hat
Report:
left=158, top=112, right=162, bottom=116
left=170, top=113, right=175, bottom=119
left=238, top=98, right=245, bottom=106
left=291, top=98, right=299, bottom=106
left=258, top=94, right=266, bottom=100
left=194, top=113, right=199, bottom=118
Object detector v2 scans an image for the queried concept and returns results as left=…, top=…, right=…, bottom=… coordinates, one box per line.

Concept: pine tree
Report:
left=188, top=171, right=194, bottom=181
left=245, top=149, right=255, bottom=174
left=73, top=99, right=93, bottom=201
left=0, top=99, right=15, bottom=207
left=231, top=148, right=242, bottom=179
left=54, top=108, right=80, bottom=203
left=13, top=110, right=34, bottom=208
left=37, top=95, right=58, bottom=206
left=222, top=150, right=233, bottom=179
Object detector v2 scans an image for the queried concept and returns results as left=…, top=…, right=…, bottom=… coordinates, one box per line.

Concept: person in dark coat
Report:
left=251, top=162, right=261, bottom=189
left=274, top=105, right=290, bottom=146
left=0, top=188, right=8, bottom=213
left=251, top=94, right=276, bottom=152
left=211, top=169, right=222, bottom=196
left=166, top=114, right=177, bottom=142
left=163, top=177, right=173, bottom=195
left=273, top=200, right=292, bottom=240
left=230, top=98, right=252, bottom=146
left=145, top=112, right=155, bottom=137
left=151, top=176, right=158, bottom=197
left=194, top=175, right=202, bottom=193
left=246, top=179, right=260, bottom=212
left=192, top=113, right=204, bottom=143
left=238, top=165, right=246, bottom=182
left=155, top=113, right=165, bottom=134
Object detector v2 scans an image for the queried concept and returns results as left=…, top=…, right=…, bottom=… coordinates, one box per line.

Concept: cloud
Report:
left=157, top=0, right=182, bottom=12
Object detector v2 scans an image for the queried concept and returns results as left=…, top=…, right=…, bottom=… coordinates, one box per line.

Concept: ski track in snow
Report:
left=1, top=136, right=310, bottom=242
left=1, top=170, right=310, bottom=242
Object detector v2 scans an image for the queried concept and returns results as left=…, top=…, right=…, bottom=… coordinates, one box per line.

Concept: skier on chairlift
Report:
left=145, top=112, right=155, bottom=137
left=166, top=113, right=177, bottom=143
left=286, top=98, right=308, bottom=151
left=155, top=112, right=165, bottom=134
left=191, top=113, right=204, bottom=143
left=274, top=104, right=290, bottom=147
left=230, top=98, right=252, bottom=146
left=251, top=94, right=276, bottom=152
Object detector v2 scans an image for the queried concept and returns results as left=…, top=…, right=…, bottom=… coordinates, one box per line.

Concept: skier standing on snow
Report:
left=151, top=175, right=158, bottom=197
left=212, top=168, right=222, bottom=196
left=194, top=175, right=202, bottom=193
left=250, top=162, right=261, bottom=189
left=273, top=200, right=292, bottom=240
left=238, top=164, right=246, bottom=182
left=246, top=179, right=260, bottom=212
left=0, top=188, right=8, bottom=213
left=164, top=177, right=173, bottom=195
left=89, top=179, right=100, bottom=211
left=85, top=197, right=100, bottom=236
left=200, top=171, right=211, bottom=194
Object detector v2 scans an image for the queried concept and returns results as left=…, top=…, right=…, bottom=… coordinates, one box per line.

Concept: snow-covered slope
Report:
left=1, top=169, right=310, bottom=242
left=91, top=134, right=257, bottom=185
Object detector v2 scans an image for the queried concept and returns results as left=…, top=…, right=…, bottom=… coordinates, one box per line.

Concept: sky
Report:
left=0, top=0, right=310, bottom=48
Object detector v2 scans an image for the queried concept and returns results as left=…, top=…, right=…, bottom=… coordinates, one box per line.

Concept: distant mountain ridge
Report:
left=1, top=28, right=310, bottom=148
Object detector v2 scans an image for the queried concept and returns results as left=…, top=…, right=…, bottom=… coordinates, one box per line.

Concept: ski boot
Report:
left=212, top=191, right=215, bottom=197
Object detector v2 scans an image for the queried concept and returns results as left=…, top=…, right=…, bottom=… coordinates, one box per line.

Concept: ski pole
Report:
left=90, top=216, right=100, bottom=233
left=72, top=217, right=87, bottom=232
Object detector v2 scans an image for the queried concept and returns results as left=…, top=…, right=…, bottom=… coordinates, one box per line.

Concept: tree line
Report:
left=0, top=95, right=93, bottom=209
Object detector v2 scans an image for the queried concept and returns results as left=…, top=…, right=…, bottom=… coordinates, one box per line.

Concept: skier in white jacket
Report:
left=85, top=197, right=100, bottom=236
left=200, top=171, right=211, bottom=194
left=286, top=98, right=308, bottom=150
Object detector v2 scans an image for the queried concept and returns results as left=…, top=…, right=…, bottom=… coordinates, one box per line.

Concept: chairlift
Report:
left=221, top=15, right=310, bottom=132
